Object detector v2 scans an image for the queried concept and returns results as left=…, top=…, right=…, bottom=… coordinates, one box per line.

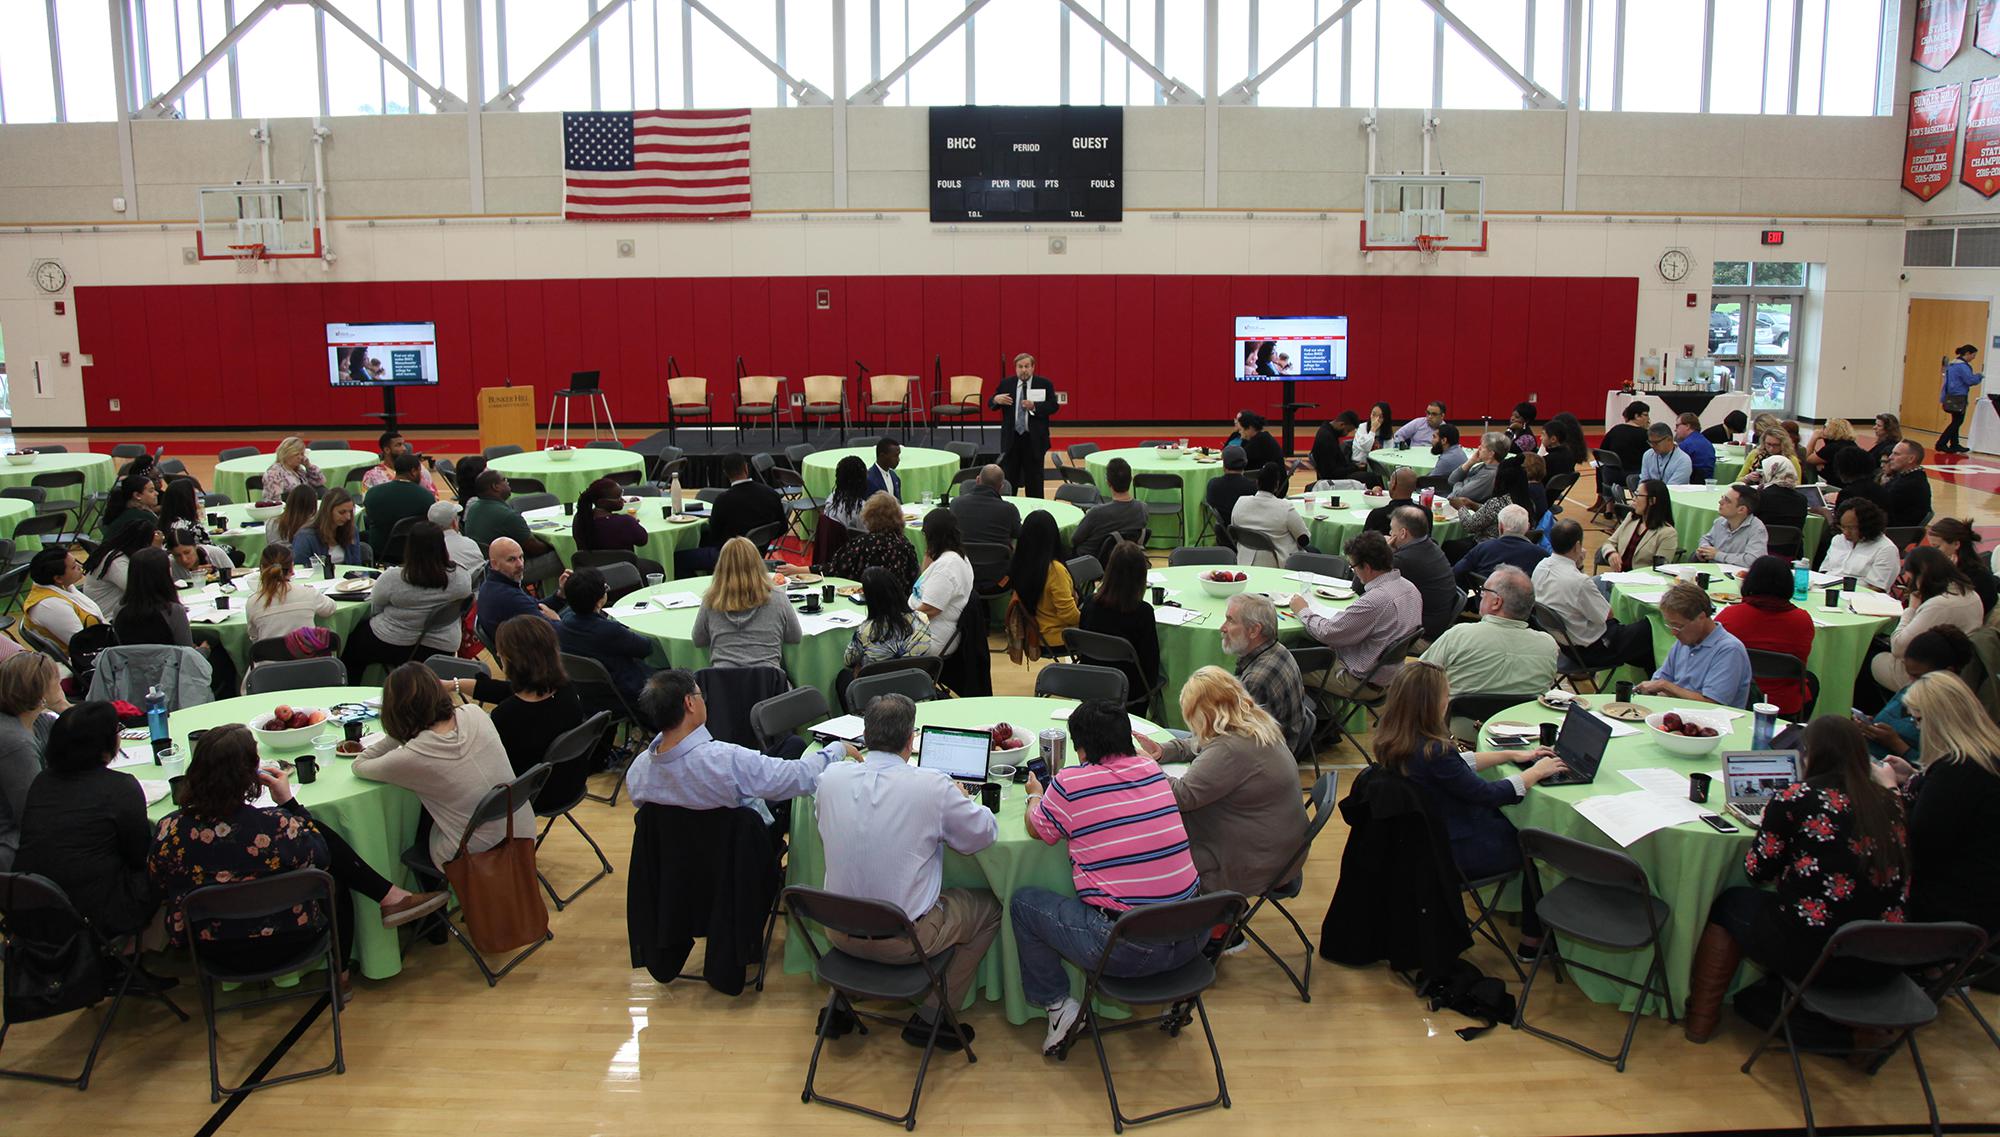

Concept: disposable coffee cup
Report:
left=980, top=782, right=1001, bottom=814
left=1696, top=572, right=1711, bottom=590
left=295, top=756, right=318, bottom=785
left=989, top=763, right=1017, bottom=781
left=1842, top=575, right=1856, bottom=592
left=822, top=584, right=836, bottom=602
left=1615, top=680, right=1634, bottom=703
left=1538, top=722, right=1558, bottom=748
left=563, top=502, right=575, bottom=515
left=169, top=775, right=188, bottom=806
left=804, top=594, right=821, bottom=613
left=343, top=719, right=365, bottom=743
left=1151, top=586, right=1166, bottom=605
left=215, top=595, right=230, bottom=610
left=1688, top=772, right=1711, bottom=804
left=1825, top=587, right=1841, bottom=609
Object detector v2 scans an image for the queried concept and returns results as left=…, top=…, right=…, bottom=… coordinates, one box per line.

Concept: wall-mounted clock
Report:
left=33, top=260, right=68, bottom=293
left=1657, top=249, right=1691, bottom=282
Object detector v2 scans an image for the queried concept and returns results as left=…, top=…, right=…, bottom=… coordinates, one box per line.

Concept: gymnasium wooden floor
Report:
left=3, top=427, right=1997, bottom=1137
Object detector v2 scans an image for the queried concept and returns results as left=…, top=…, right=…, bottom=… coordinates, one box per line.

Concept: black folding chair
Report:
left=1765, top=523, right=1804, bottom=560
left=1131, top=473, right=1186, bottom=545
left=533, top=713, right=616, bottom=910
left=1746, top=647, right=1819, bottom=719
left=844, top=667, right=937, bottom=713
left=1063, top=628, right=1164, bottom=722
left=399, top=767, right=555, bottom=987
left=1032, top=662, right=1129, bottom=706
left=1740, top=920, right=1989, bottom=1137
left=782, top=886, right=977, bottom=1130
left=749, top=685, right=832, bottom=754
left=0, top=872, right=188, bottom=1091
left=1064, top=555, right=1102, bottom=607
left=181, top=868, right=345, bottom=1100
left=1215, top=773, right=1339, bottom=1002
left=565, top=653, right=649, bottom=806
left=1228, top=525, right=1283, bottom=568
left=1513, top=828, right=1675, bottom=1072
left=240, top=656, right=346, bottom=696
left=1168, top=547, right=1235, bottom=568
left=1461, top=862, right=1530, bottom=984
left=1051, top=892, right=1250, bottom=1133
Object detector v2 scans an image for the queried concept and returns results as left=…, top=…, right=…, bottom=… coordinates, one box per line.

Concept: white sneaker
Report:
left=1041, top=997, right=1083, bottom=1055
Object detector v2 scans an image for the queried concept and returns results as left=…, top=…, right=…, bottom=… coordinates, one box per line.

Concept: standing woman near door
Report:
left=1938, top=344, right=1982, bottom=455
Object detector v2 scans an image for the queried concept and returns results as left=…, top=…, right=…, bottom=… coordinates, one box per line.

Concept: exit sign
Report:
left=1760, top=229, right=1785, bottom=246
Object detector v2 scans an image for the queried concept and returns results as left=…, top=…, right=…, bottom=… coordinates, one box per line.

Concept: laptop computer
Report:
left=1512, top=704, right=1611, bottom=786
left=1798, top=485, right=1826, bottom=511
left=1723, top=750, right=1800, bottom=828
left=566, top=369, right=601, bottom=392
left=916, top=726, right=992, bottom=784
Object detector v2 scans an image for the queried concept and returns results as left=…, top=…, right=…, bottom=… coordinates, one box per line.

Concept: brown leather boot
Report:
left=1683, top=923, right=1743, bottom=1043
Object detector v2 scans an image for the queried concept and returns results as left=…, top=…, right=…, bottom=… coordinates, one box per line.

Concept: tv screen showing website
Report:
left=1235, top=315, right=1348, bottom=382
left=327, top=321, right=439, bottom=387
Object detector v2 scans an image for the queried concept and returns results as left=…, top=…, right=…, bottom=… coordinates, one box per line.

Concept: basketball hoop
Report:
left=1413, top=234, right=1442, bottom=262
left=227, top=243, right=265, bottom=275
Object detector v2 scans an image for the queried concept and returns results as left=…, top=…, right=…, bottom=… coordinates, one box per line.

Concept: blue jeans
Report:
left=1009, top=887, right=1204, bottom=1008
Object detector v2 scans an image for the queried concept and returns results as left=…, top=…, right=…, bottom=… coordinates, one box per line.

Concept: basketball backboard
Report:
left=1360, top=175, right=1486, bottom=252
left=195, top=183, right=320, bottom=261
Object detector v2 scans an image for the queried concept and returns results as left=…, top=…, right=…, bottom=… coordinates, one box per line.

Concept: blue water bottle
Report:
left=145, top=685, right=170, bottom=761
left=1791, top=559, right=1810, bottom=602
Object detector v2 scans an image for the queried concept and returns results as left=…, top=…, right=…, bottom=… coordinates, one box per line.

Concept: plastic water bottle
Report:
left=669, top=471, right=684, bottom=516
left=145, top=685, right=170, bottom=760
left=1791, top=559, right=1810, bottom=602
left=1752, top=702, right=1778, bottom=750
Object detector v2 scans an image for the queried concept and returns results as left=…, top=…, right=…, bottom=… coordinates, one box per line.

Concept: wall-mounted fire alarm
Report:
left=815, top=289, right=830, bottom=310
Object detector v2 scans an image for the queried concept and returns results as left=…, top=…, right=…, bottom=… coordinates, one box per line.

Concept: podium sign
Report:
left=478, top=386, right=537, bottom=454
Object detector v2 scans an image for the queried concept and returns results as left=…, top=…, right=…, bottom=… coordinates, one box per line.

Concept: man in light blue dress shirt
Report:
left=1639, top=422, right=1693, bottom=486
left=1391, top=401, right=1445, bottom=447
left=1636, top=583, right=1752, bottom=707
left=624, top=669, right=853, bottom=826
left=1695, top=484, right=1770, bottom=568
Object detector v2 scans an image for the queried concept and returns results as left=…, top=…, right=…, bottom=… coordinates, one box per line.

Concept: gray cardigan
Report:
left=1159, top=731, right=1310, bottom=897
left=0, top=714, right=53, bottom=872
left=691, top=590, right=801, bottom=670
left=367, top=567, right=474, bottom=651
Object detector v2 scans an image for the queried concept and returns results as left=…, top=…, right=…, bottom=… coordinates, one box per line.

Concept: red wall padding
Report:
left=74, top=274, right=1637, bottom=429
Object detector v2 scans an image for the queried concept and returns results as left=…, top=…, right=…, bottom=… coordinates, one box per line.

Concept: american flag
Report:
left=562, top=109, right=751, bottom=221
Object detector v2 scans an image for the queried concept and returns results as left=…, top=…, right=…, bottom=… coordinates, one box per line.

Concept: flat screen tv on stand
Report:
left=327, top=321, right=439, bottom=431
left=1235, top=316, right=1348, bottom=457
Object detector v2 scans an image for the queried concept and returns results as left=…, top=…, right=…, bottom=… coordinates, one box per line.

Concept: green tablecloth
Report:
left=1148, top=564, right=1328, bottom=729
left=802, top=446, right=961, bottom=503
left=200, top=502, right=297, bottom=560
left=0, top=452, right=117, bottom=497
left=521, top=500, right=707, bottom=579
left=1607, top=567, right=1897, bottom=718
left=608, top=576, right=861, bottom=704
left=0, top=498, right=39, bottom=552
left=1663, top=484, right=1825, bottom=560
left=903, top=498, right=1085, bottom=547
left=176, top=570, right=374, bottom=674
left=1291, top=490, right=1464, bottom=555
left=1476, top=695, right=1766, bottom=1016
left=489, top=449, right=645, bottom=502
left=141, top=686, right=422, bottom=980
left=213, top=451, right=377, bottom=504
left=783, top=695, right=1171, bottom=1025
left=1368, top=445, right=1468, bottom=481
left=1712, top=444, right=1751, bottom=484
left=1082, top=447, right=1227, bottom=546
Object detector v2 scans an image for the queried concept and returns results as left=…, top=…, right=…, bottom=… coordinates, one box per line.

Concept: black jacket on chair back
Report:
left=1320, top=765, right=1471, bottom=981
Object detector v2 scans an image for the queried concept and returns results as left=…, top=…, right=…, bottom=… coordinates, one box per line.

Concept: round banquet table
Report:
left=0, top=497, right=39, bottom=552
left=606, top=576, right=862, bottom=704
left=520, top=499, right=708, bottom=580
left=783, top=695, right=1171, bottom=1024
left=801, top=446, right=961, bottom=504
left=1367, top=444, right=1468, bottom=481
left=212, top=450, right=377, bottom=504
left=1606, top=565, right=1897, bottom=719
left=1148, top=564, right=1332, bottom=729
left=1476, top=695, right=1765, bottom=1016
left=1661, top=484, right=1825, bottom=562
left=199, top=502, right=324, bottom=560
left=0, top=451, right=117, bottom=497
left=1081, top=447, right=1227, bottom=547
left=488, top=448, right=646, bottom=502
left=1290, top=489, right=1464, bottom=555
left=1711, top=444, right=1751, bottom=485
left=174, top=568, right=375, bottom=674
left=903, top=497, right=1085, bottom=547
left=140, top=686, right=423, bottom=980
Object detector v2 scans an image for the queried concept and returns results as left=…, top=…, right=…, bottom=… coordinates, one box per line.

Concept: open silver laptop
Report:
left=1723, top=750, right=1800, bottom=828
left=916, top=726, right=992, bottom=784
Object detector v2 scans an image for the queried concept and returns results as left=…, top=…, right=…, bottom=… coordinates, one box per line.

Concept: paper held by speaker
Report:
left=1360, top=174, right=1487, bottom=254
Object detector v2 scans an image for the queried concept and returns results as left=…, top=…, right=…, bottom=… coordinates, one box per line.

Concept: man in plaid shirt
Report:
left=1220, top=592, right=1306, bottom=744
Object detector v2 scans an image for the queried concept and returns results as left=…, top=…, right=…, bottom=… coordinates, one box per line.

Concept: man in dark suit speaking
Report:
left=992, top=352, right=1058, bottom=498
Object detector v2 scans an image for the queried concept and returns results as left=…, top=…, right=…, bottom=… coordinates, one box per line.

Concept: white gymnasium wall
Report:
left=0, top=105, right=1908, bottom=429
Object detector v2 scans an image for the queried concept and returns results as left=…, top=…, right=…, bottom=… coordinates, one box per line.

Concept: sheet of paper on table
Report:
left=112, top=745, right=158, bottom=769
left=1286, top=571, right=1349, bottom=588
left=1845, top=591, right=1903, bottom=618
left=809, top=714, right=866, bottom=741
left=649, top=593, right=700, bottom=610
left=1621, top=766, right=1719, bottom=798
left=184, top=606, right=231, bottom=624
left=798, top=610, right=863, bottom=635
left=1624, top=590, right=1667, bottom=605
left=1600, top=571, right=1667, bottom=586
left=1153, top=606, right=1207, bottom=626
left=1586, top=713, right=1642, bottom=738
left=136, top=780, right=171, bottom=806
left=1159, top=764, right=1191, bottom=780
left=1570, top=790, right=1712, bottom=847
left=1147, top=571, right=1166, bottom=585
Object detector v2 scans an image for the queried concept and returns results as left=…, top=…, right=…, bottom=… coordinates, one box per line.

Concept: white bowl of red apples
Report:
left=986, top=724, right=1032, bottom=756
left=1644, top=709, right=1733, bottom=757
left=249, top=704, right=331, bottom=750
left=1198, top=569, right=1249, bottom=598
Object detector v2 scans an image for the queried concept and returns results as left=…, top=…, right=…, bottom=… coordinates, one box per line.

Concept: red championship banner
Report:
left=1979, top=0, right=2000, bottom=55
left=1965, top=77, right=2000, bottom=196
left=1914, top=0, right=1968, bottom=70
left=1905, top=84, right=1963, bottom=201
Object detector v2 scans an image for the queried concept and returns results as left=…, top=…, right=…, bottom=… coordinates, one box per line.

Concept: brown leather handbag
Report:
left=440, top=783, right=549, bottom=954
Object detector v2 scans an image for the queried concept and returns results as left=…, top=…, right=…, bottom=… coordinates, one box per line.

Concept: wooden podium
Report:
left=477, top=385, right=537, bottom=454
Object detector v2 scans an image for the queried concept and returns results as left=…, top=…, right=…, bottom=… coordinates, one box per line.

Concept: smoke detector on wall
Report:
left=616, top=239, right=636, bottom=258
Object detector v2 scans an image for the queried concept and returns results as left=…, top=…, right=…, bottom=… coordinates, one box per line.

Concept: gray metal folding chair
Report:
left=1032, top=662, right=1129, bottom=706
left=1062, top=628, right=1164, bottom=721
left=398, top=767, right=555, bottom=988
left=533, top=713, right=616, bottom=910
left=1228, top=525, right=1283, bottom=568
left=1168, top=547, right=1236, bottom=567
left=1216, top=773, right=1338, bottom=1002
left=564, top=653, right=648, bottom=806
left=844, top=667, right=937, bottom=713
left=240, top=656, right=346, bottom=695
left=1131, top=473, right=1186, bottom=544
left=1284, top=552, right=1351, bottom=579
left=1064, top=555, right=1103, bottom=606
left=749, top=685, right=831, bottom=754
left=1513, top=828, right=1675, bottom=1072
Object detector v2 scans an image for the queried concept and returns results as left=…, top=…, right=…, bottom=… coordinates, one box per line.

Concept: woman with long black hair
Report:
left=111, top=547, right=191, bottom=647
left=569, top=476, right=663, bottom=578
left=821, top=455, right=873, bottom=533
left=78, top=521, right=165, bottom=621
left=100, top=474, right=161, bottom=546
left=1005, top=510, right=1078, bottom=654
left=340, top=521, right=471, bottom=682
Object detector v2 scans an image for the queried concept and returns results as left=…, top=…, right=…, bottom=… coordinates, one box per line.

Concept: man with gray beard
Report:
left=1219, top=591, right=1305, bottom=746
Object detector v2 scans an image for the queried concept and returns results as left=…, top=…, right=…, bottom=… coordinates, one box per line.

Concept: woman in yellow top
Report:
left=1744, top=428, right=1802, bottom=485
left=1007, top=511, right=1079, bottom=648
left=15, top=548, right=103, bottom=655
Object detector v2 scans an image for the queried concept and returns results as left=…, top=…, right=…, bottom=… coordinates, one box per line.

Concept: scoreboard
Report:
left=928, top=106, right=1123, bottom=223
